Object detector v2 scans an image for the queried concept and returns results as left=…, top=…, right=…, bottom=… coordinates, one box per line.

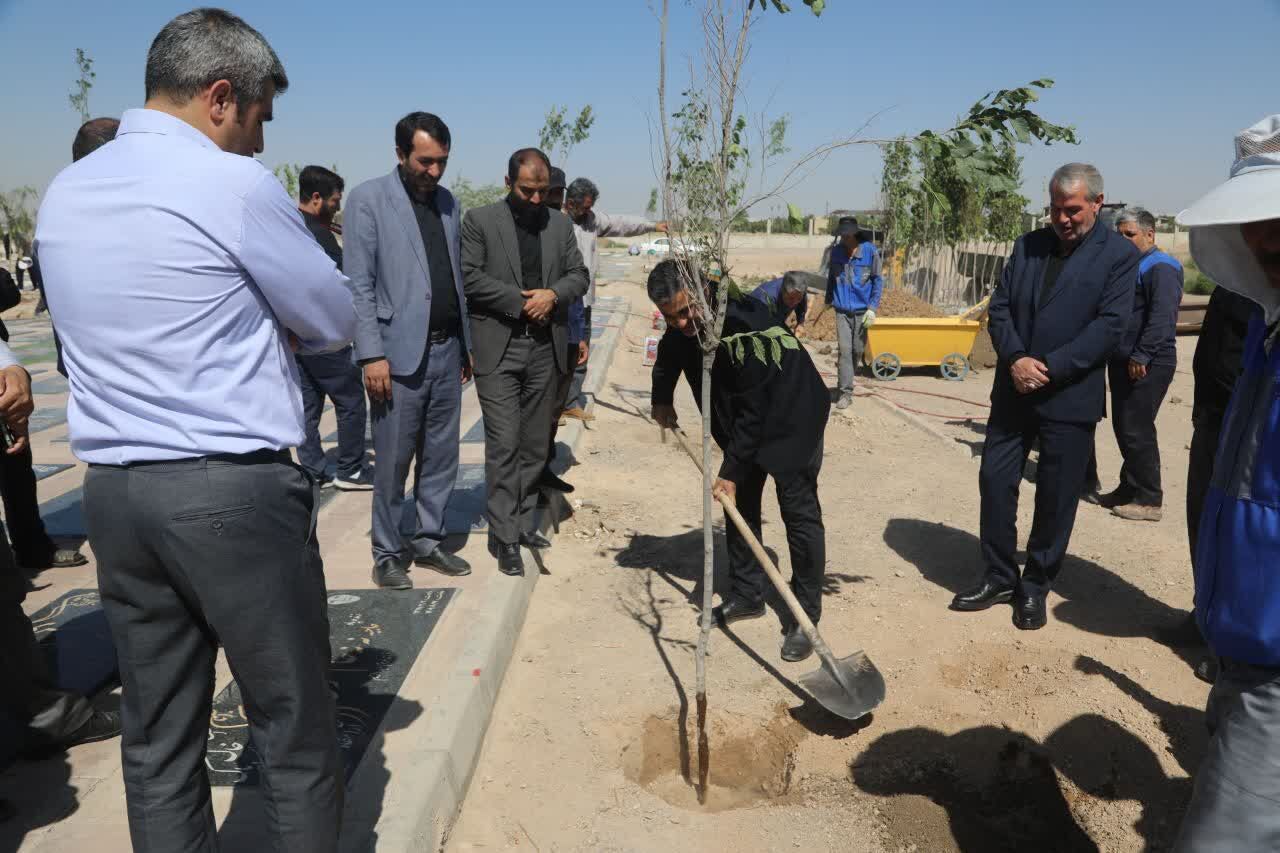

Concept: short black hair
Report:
left=72, top=117, right=120, bottom=162
left=299, top=165, right=344, bottom=201
left=647, top=258, right=694, bottom=306
left=507, top=148, right=551, bottom=183
left=395, top=112, right=451, bottom=155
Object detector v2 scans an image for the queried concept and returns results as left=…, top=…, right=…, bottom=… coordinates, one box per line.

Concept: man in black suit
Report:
left=649, top=259, right=831, bottom=661
left=461, top=149, right=588, bottom=576
left=952, top=163, right=1139, bottom=630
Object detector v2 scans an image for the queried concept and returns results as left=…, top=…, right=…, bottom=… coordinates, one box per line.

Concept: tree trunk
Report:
left=694, top=354, right=714, bottom=804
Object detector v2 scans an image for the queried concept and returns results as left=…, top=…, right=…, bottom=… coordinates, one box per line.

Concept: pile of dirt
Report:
left=970, top=323, right=999, bottom=369
left=805, top=287, right=946, bottom=343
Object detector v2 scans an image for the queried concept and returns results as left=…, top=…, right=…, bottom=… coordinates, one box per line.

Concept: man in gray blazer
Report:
left=461, top=148, right=588, bottom=576
left=345, top=112, right=474, bottom=589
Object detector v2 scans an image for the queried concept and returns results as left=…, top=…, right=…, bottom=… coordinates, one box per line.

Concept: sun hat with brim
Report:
left=1178, top=115, right=1280, bottom=323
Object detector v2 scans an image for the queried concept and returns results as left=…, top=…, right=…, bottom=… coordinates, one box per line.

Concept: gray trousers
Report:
left=1175, top=658, right=1280, bottom=851
left=297, top=347, right=368, bottom=480
left=0, top=518, right=93, bottom=749
left=370, top=336, right=461, bottom=567
left=835, top=310, right=867, bottom=395
left=85, top=451, right=341, bottom=853
left=474, top=335, right=558, bottom=545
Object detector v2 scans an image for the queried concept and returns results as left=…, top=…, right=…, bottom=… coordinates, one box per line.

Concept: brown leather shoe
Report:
left=1111, top=503, right=1163, bottom=522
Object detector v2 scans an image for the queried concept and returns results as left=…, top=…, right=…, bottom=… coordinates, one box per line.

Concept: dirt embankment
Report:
left=806, top=289, right=946, bottom=343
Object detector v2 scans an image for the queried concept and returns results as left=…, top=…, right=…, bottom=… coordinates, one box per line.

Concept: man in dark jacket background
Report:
left=1088, top=207, right=1184, bottom=521
left=648, top=259, right=831, bottom=662
left=952, top=163, right=1138, bottom=631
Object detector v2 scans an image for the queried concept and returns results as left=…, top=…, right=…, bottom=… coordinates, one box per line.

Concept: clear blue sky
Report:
left=0, top=0, right=1275, bottom=218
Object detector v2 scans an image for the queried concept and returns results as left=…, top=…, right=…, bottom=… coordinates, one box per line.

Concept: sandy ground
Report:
left=446, top=258, right=1208, bottom=853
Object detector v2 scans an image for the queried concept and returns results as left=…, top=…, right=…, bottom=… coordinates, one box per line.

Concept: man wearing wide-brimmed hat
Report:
left=1175, top=114, right=1280, bottom=851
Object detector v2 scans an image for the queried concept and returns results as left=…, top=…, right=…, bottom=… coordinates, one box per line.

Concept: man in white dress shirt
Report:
left=34, top=9, right=354, bottom=851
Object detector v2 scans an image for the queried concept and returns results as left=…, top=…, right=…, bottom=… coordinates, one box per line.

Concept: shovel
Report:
left=670, top=428, right=886, bottom=721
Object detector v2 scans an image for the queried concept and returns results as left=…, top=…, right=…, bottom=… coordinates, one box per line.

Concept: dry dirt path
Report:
left=447, top=276, right=1206, bottom=853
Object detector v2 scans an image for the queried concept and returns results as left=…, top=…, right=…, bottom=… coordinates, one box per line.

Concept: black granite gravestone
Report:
left=206, top=587, right=455, bottom=787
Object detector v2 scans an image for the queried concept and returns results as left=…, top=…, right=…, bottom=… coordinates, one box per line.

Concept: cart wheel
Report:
left=872, top=353, right=902, bottom=381
left=940, top=352, right=969, bottom=381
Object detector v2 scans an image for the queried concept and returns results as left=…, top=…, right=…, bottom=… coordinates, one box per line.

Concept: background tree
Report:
left=646, top=188, right=659, bottom=219
left=68, top=48, right=95, bottom=123
left=452, top=177, right=508, bottom=211
left=0, top=187, right=39, bottom=255
left=537, top=104, right=596, bottom=170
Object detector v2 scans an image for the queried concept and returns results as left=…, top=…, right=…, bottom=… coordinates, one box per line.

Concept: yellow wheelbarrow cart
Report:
left=863, top=316, right=983, bottom=381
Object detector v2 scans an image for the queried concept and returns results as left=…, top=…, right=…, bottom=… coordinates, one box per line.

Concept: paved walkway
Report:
left=0, top=295, right=629, bottom=852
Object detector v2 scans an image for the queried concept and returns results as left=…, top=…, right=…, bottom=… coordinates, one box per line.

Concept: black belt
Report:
left=428, top=328, right=458, bottom=345
left=95, top=448, right=292, bottom=470
left=510, top=322, right=552, bottom=340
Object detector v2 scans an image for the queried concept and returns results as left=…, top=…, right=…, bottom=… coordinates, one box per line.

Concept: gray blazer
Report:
left=461, top=201, right=588, bottom=376
left=344, top=168, right=471, bottom=375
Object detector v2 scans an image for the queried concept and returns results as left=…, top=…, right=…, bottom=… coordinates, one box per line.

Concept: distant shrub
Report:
left=1183, top=259, right=1217, bottom=296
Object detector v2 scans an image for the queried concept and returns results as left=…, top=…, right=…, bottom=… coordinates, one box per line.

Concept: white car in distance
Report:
left=633, top=236, right=701, bottom=256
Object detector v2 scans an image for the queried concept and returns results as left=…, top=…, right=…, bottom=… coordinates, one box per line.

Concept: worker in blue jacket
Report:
left=751, top=271, right=810, bottom=335
left=824, top=218, right=883, bottom=410
left=1086, top=207, right=1183, bottom=521
left=1174, top=114, right=1280, bottom=851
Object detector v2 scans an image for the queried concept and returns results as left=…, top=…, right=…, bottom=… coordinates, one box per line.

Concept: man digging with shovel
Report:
left=648, top=259, right=832, bottom=662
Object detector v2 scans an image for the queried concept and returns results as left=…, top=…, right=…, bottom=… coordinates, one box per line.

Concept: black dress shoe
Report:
left=1080, top=489, right=1102, bottom=505
left=950, top=578, right=1014, bottom=612
left=780, top=625, right=814, bottom=662
left=415, top=549, right=472, bottom=577
left=519, top=531, right=552, bottom=550
left=1096, top=488, right=1130, bottom=509
left=537, top=468, right=575, bottom=494
left=495, top=543, right=525, bottom=576
left=1013, top=593, right=1047, bottom=630
left=712, top=597, right=766, bottom=626
left=24, top=710, right=122, bottom=758
left=372, top=562, right=413, bottom=590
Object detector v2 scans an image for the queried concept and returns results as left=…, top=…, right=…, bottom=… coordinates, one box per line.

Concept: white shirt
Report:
left=34, top=108, right=355, bottom=464
left=572, top=210, right=655, bottom=306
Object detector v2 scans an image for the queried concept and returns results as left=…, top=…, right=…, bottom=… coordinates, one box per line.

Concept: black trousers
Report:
left=1106, top=360, right=1175, bottom=506
left=0, top=518, right=93, bottom=750
left=980, top=408, right=1095, bottom=596
left=1187, top=417, right=1223, bottom=569
left=474, top=335, right=558, bottom=545
left=0, top=442, right=59, bottom=566
left=724, top=445, right=826, bottom=624
left=84, top=451, right=341, bottom=853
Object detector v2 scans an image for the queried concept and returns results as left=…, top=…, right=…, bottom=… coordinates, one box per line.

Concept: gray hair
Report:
left=566, top=177, right=599, bottom=206
left=781, top=271, right=807, bottom=295
left=1049, top=163, right=1104, bottom=201
left=1114, top=206, right=1156, bottom=232
left=145, top=8, right=288, bottom=107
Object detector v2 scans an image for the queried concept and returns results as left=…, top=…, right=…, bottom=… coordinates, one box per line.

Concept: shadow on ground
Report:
left=218, top=647, right=423, bottom=851
left=882, top=518, right=1202, bottom=669
left=612, top=526, right=872, bottom=743
left=852, top=712, right=1192, bottom=852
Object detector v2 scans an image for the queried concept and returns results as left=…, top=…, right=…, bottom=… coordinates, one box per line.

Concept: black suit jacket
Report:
left=988, top=224, right=1139, bottom=424
left=651, top=295, right=830, bottom=480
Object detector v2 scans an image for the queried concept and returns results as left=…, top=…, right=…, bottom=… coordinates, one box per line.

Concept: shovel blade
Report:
left=798, top=650, right=886, bottom=721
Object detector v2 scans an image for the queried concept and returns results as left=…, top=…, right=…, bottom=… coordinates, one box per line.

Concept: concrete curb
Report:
left=364, top=298, right=630, bottom=853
